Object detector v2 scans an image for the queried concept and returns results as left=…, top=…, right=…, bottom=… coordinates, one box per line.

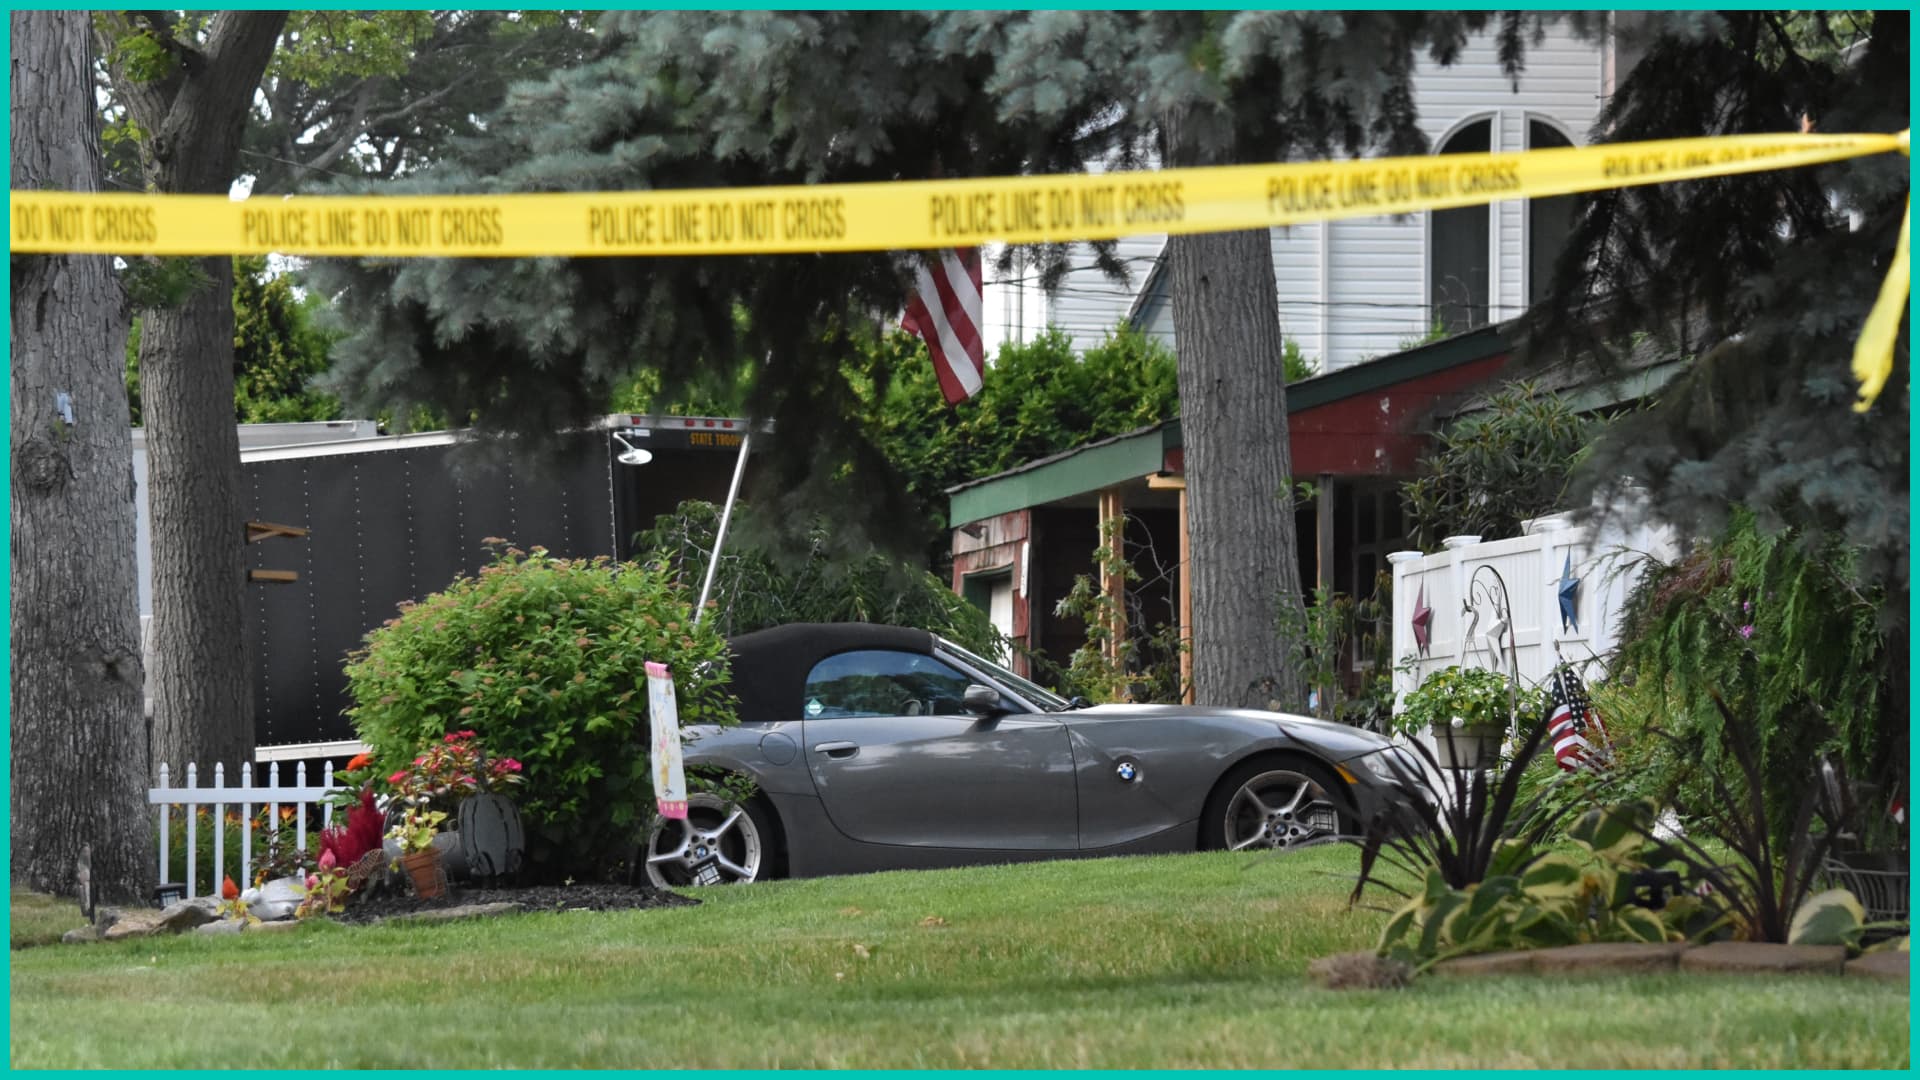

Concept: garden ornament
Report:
left=1482, top=616, right=1511, bottom=676
left=1557, top=553, right=1581, bottom=633
left=1410, top=584, right=1432, bottom=656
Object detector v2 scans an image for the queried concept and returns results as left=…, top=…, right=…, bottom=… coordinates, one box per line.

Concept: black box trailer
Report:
left=134, top=416, right=763, bottom=757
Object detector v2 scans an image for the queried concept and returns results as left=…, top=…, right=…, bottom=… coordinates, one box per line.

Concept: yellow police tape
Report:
left=8, top=127, right=1911, bottom=407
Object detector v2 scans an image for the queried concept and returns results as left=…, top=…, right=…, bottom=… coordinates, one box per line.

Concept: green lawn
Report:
left=9, top=847, right=1908, bottom=1068
left=10, top=890, right=91, bottom=950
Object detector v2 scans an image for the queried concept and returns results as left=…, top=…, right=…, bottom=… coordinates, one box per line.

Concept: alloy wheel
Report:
left=643, top=793, right=764, bottom=888
left=1221, top=768, right=1344, bottom=852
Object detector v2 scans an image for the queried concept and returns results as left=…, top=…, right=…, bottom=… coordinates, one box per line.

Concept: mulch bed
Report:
left=335, top=882, right=698, bottom=924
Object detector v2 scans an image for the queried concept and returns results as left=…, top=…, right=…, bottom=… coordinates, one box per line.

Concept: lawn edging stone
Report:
left=1535, top=942, right=1690, bottom=974
left=1339, top=940, right=1905, bottom=986
left=99, top=910, right=166, bottom=941
left=1844, top=951, right=1908, bottom=986
left=1430, top=949, right=1538, bottom=977
left=1679, top=941, right=1847, bottom=976
left=379, top=901, right=523, bottom=925
left=1432, top=942, right=1686, bottom=978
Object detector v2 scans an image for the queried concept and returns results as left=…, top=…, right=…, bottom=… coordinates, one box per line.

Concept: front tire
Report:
left=643, top=793, right=772, bottom=888
left=1200, top=756, right=1353, bottom=853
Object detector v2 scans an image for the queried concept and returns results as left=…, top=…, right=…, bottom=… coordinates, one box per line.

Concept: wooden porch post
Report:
left=1148, top=472, right=1193, bottom=704
left=1179, top=486, right=1193, bottom=703
left=1315, top=473, right=1336, bottom=596
left=1097, top=487, right=1127, bottom=663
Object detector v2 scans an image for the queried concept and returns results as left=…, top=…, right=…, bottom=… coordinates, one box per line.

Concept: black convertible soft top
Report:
left=725, top=622, right=936, bottom=723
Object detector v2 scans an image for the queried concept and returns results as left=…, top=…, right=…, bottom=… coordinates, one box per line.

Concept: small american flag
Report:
left=901, top=248, right=985, bottom=406
left=1545, top=665, right=1611, bottom=772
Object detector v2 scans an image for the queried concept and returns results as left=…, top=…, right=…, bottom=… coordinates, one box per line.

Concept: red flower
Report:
left=345, top=752, right=374, bottom=771
left=389, top=770, right=410, bottom=786
left=499, top=758, right=522, bottom=772
left=457, top=729, right=477, bottom=739
left=221, top=875, right=239, bottom=900
left=318, top=848, right=336, bottom=871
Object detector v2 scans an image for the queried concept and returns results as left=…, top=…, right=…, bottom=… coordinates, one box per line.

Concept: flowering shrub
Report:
left=387, top=730, right=524, bottom=803
left=345, top=542, right=736, bottom=878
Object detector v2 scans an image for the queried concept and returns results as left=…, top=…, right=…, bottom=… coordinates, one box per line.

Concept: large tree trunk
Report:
left=143, top=263, right=252, bottom=770
left=1165, top=106, right=1309, bottom=710
left=101, top=12, right=288, bottom=770
left=10, top=10, right=155, bottom=902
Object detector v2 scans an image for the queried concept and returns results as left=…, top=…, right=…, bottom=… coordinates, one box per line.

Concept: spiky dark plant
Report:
left=1637, top=689, right=1846, bottom=943
left=1348, top=714, right=1584, bottom=906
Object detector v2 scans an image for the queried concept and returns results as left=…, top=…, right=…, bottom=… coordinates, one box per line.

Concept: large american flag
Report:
left=901, top=247, right=985, bottom=406
left=1545, top=665, right=1611, bottom=772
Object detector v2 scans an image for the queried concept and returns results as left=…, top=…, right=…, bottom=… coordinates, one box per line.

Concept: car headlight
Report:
left=1353, top=746, right=1420, bottom=784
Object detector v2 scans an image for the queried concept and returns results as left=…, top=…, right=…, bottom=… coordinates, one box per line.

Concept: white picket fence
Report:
left=149, top=761, right=346, bottom=898
left=1388, top=506, right=1679, bottom=709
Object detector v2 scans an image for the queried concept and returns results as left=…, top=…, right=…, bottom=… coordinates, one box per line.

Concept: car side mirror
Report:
left=962, top=683, right=1005, bottom=717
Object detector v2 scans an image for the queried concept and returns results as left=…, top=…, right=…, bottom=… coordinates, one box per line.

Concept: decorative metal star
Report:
left=1557, top=552, right=1581, bottom=633
left=1411, top=583, right=1433, bottom=655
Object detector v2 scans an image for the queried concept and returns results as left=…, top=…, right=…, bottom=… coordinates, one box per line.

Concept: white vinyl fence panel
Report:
left=149, top=760, right=345, bottom=898
left=1389, top=509, right=1679, bottom=709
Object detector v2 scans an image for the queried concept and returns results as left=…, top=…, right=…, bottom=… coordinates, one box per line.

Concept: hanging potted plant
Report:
left=388, top=805, right=450, bottom=899
left=1394, top=665, right=1528, bottom=770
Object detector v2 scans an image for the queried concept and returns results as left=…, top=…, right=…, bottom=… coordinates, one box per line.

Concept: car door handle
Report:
left=812, top=741, right=860, bottom=759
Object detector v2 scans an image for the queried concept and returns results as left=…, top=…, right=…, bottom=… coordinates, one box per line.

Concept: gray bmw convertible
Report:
left=643, top=622, right=1419, bottom=887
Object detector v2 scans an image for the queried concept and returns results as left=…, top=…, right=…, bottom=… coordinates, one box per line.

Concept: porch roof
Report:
left=947, top=323, right=1515, bottom=525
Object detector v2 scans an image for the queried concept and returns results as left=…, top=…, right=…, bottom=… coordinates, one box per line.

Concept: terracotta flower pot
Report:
left=400, top=847, right=447, bottom=899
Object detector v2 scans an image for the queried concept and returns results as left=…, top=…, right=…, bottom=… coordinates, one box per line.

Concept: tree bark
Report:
left=101, top=11, right=288, bottom=771
left=10, top=10, right=155, bottom=902
left=1164, top=105, right=1309, bottom=710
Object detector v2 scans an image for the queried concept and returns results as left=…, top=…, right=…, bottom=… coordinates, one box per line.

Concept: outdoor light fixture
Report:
left=612, top=432, right=654, bottom=467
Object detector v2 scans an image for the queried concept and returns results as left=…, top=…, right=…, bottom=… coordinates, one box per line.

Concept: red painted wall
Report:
left=1288, top=353, right=1510, bottom=476
left=1161, top=353, right=1509, bottom=478
left=1282, top=351, right=1505, bottom=472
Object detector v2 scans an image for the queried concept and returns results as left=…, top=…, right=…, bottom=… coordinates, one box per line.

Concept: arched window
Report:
left=1527, top=120, right=1576, bottom=306
left=1429, top=119, right=1493, bottom=333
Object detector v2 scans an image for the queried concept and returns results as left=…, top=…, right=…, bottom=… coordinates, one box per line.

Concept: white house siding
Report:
left=982, top=24, right=1608, bottom=371
left=983, top=232, right=1169, bottom=354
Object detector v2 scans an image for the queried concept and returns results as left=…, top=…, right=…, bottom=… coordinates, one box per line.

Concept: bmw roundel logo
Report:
left=1115, top=761, right=1138, bottom=783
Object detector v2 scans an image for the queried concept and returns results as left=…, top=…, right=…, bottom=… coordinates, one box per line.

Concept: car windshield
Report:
left=936, top=637, right=1073, bottom=712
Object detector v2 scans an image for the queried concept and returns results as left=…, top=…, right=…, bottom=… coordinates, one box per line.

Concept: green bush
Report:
left=1399, top=381, right=1596, bottom=551
left=856, top=325, right=1180, bottom=562
left=344, top=542, right=736, bottom=879
left=1615, top=510, right=1896, bottom=850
